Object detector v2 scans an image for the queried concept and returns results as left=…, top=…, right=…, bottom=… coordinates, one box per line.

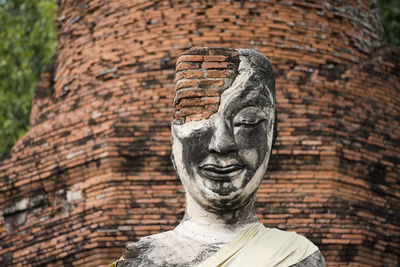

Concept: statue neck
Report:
left=183, top=194, right=259, bottom=227
left=174, top=194, right=259, bottom=245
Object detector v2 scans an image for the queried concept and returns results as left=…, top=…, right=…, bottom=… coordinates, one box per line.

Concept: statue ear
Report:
left=170, top=125, right=178, bottom=171
left=272, top=111, right=278, bottom=146
left=170, top=153, right=177, bottom=171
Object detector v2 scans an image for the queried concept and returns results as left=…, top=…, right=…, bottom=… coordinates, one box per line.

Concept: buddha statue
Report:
left=114, top=47, right=325, bottom=267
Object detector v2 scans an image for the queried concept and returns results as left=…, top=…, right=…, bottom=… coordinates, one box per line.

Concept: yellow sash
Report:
left=198, top=223, right=318, bottom=267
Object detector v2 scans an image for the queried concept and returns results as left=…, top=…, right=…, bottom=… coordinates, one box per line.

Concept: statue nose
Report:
left=208, top=120, right=238, bottom=154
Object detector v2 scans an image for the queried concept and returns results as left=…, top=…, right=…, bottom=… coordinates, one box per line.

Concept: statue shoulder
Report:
left=115, top=230, right=214, bottom=267
left=116, top=231, right=176, bottom=267
left=289, top=250, right=326, bottom=267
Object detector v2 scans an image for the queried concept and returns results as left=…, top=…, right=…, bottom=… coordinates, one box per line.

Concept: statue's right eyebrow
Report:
left=241, top=76, right=272, bottom=105
left=220, top=88, right=270, bottom=120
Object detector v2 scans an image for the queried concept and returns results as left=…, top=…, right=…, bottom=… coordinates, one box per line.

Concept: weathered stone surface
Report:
left=290, top=251, right=326, bottom=267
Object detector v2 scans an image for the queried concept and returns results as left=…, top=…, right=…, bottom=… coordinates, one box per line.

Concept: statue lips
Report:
left=198, top=163, right=243, bottom=181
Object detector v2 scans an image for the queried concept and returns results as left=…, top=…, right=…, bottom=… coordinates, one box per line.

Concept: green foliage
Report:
left=0, top=0, right=56, bottom=159
left=374, top=0, right=400, bottom=45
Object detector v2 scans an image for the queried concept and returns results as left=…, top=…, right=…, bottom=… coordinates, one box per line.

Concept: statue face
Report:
left=172, top=56, right=275, bottom=212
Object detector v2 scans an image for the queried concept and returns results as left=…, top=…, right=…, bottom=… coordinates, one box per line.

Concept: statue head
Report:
left=171, top=47, right=276, bottom=213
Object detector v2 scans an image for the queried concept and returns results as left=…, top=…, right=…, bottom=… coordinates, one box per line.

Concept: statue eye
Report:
left=233, top=107, right=267, bottom=127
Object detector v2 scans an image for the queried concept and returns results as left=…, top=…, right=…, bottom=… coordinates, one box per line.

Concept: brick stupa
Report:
left=1, top=0, right=399, bottom=266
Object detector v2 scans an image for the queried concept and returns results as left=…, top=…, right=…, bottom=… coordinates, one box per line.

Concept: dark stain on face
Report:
left=181, top=127, right=213, bottom=179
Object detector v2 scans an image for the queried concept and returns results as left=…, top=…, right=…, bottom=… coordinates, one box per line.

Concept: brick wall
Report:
left=0, top=0, right=399, bottom=266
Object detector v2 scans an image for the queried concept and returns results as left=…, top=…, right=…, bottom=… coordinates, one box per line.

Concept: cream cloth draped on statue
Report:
left=198, top=223, right=318, bottom=267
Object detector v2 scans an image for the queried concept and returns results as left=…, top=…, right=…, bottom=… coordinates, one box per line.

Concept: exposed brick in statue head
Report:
left=173, top=47, right=240, bottom=124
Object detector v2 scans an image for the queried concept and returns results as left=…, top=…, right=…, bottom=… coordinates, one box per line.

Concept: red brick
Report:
left=201, top=62, right=229, bottom=69
left=176, top=62, right=201, bottom=71
left=205, top=89, right=220, bottom=97
left=204, top=97, right=219, bottom=105
left=176, top=55, right=203, bottom=64
left=175, top=70, right=204, bottom=81
left=206, top=70, right=232, bottom=78
left=179, top=98, right=204, bottom=107
left=174, top=89, right=205, bottom=104
left=203, top=55, right=226, bottom=61
left=176, top=106, right=205, bottom=117
left=198, top=79, right=224, bottom=88
left=175, top=79, right=197, bottom=90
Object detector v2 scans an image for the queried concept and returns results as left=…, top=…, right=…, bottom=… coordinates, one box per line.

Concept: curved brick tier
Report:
left=1, top=0, right=399, bottom=266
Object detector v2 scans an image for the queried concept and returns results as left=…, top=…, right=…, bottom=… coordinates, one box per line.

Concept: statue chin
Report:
left=186, top=183, right=252, bottom=214
left=179, top=155, right=270, bottom=214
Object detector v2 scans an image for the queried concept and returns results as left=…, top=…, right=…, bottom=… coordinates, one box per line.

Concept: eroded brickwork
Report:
left=174, top=47, right=239, bottom=123
left=0, top=0, right=399, bottom=266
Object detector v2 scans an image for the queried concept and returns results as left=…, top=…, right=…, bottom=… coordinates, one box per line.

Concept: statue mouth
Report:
left=198, top=164, right=243, bottom=181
